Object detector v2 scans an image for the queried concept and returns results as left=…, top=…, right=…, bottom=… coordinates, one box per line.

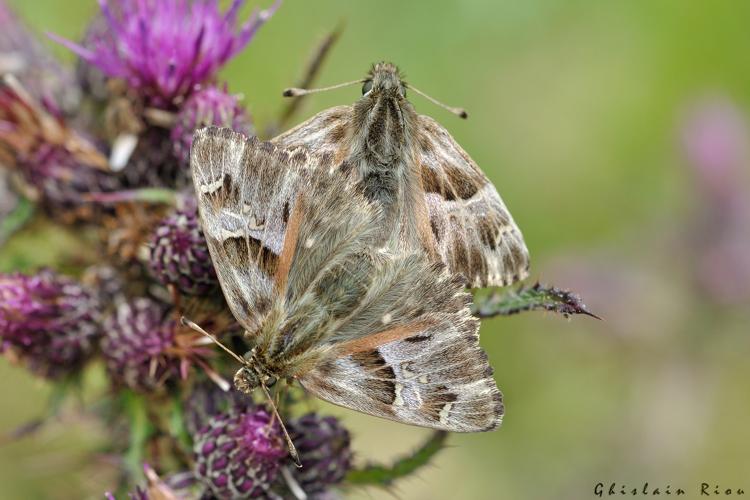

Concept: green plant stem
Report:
left=346, top=430, right=448, bottom=487
left=122, top=390, right=154, bottom=486
left=472, top=282, right=600, bottom=319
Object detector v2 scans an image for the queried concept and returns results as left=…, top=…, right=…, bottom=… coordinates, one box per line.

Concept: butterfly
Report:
left=190, top=127, right=503, bottom=442
left=273, top=61, right=530, bottom=289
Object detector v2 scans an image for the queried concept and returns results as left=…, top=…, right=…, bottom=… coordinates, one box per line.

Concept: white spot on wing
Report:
left=394, top=383, right=404, bottom=406
left=248, top=216, right=264, bottom=231
left=439, top=402, right=453, bottom=424
left=200, top=178, right=224, bottom=194
left=220, top=228, right=245, bottom=240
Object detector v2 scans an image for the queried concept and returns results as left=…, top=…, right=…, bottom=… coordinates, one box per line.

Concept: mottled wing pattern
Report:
left=255, top=170, right=383, bottom=365
left=190, top=127, right=320, bottom=332
left=416, top=115, right=530, bottom=288
left=297, top=257, right=503, bottom=433
left=272, top=105, right=353, bottom=160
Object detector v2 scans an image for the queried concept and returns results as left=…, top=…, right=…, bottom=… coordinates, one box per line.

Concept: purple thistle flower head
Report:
left=51, top=0, right=281, bottom=108
left=0, top=269, right=102, bottom=379
left=185, top=380, right=250, bottom=436
left=193, top=407, right=287, bottom=498
left=680, top=96, right=749, bottom=200
left=101, top=297, right=231, bottom=392
left=0, top=76, right=121, bottom=222
left=286, top=413, right=353, bottom=494
left=101, top=297, right=181, bottom=392
left=148, top=201, right=219, bottom=296
left=171, top=85, right=252, bottom=165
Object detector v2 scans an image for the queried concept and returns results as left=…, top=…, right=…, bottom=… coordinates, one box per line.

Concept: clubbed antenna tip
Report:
left=282, top=79, right=364, bottom=98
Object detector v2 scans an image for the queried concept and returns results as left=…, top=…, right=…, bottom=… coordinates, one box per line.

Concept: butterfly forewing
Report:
left=191, top=127, right=315, bottom=331
left=273, top=105, right=352, bottom=161
left=416, top=115, right=530, bottom=287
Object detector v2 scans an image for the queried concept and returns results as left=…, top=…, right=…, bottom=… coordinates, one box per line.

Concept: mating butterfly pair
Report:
left=190, top=63, right=529, bottom=444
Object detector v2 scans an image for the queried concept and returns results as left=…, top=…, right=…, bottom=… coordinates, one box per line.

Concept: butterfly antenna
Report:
left=180, top=316, right=246, bottom=366
left=283, top=79, right=364, bottom=97
left=407, top=84, right=468, bottom=119
left=181, top=316, right=301, bottom=467
left=260, top=383, right=302, bottom=468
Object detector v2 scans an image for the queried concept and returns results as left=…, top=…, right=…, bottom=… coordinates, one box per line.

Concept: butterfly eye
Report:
left=362, top=80, right=373, bottom=95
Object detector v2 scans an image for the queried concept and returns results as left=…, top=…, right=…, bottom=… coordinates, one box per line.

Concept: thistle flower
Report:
left=119, top=127, right=184, bottom=189
left=102, top=297, right=179, bottom=392
left=184, top=380, right=249, bottom=436
left=21, top=142, right=124, bottom=222
left=0, top=269, right=102, bottom=379
left=148, top=202, right=218, bottom=296
left=0, top=76, right=119, bottom=222
left=286, top=413, right=353, bottom=494
left=680, top=97, right=750, bottom=304
left=75, top=12, right=114, bottom=103
left=101, top=200, right=171, bottom=264
left=171, top=85, right=252, bottom=166
left=81, top=264, right=126, bottom=306
left=193, top=407, right=287, bottom=499
left=102, top=297, right=228, bottom=392
left=52, top=0, right=282, bottom=108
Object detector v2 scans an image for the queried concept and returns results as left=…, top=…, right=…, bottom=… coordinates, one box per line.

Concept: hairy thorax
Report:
left=348, top=94, right=423, bottom=248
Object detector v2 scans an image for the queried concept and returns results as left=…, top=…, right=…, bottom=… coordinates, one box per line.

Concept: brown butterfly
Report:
left=189, top=127, right=503, bottom=450
left=274, top=61, right=530, bottom=288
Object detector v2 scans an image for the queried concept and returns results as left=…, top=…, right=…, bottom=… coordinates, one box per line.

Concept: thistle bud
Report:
left=0, top=270, right=102, bottom=379
left=148, top=204, right=218, bottom=296
left=193, top=408, right=287, bottom=499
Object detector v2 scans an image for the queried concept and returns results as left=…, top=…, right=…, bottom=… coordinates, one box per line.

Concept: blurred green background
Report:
left=2, top=0, right=750, bottom=498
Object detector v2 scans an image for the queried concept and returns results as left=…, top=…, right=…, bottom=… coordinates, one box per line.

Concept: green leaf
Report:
left=472, top=282, right=600, bottom=319
left=346, top=430, right=448, bottom=487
